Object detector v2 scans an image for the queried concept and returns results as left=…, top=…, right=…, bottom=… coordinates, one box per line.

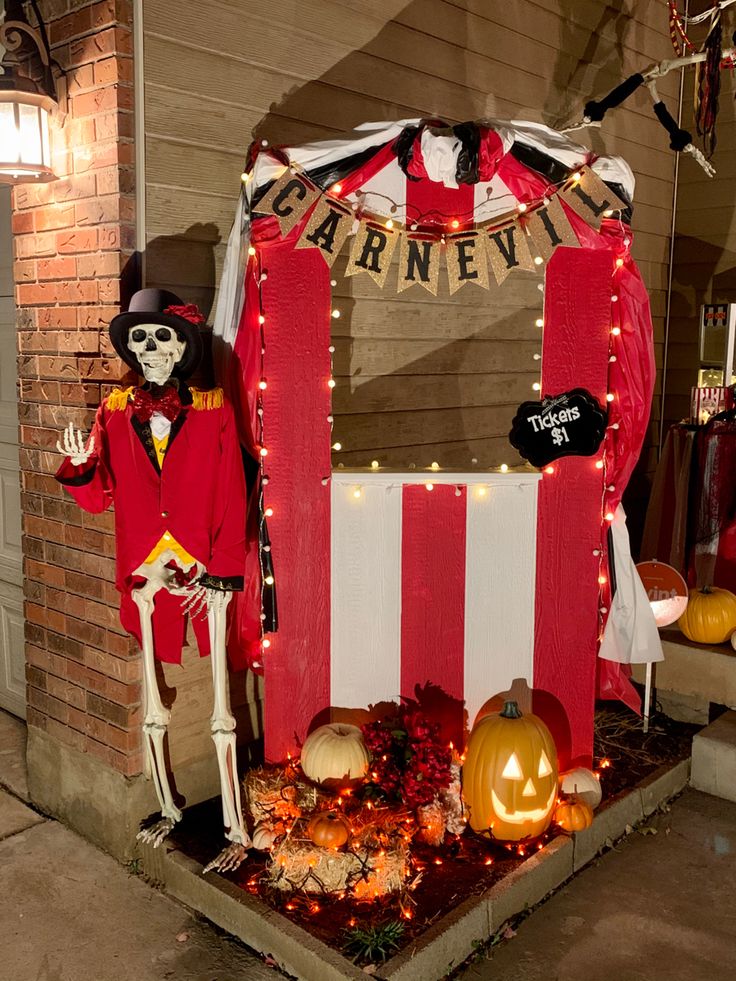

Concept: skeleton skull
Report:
left=127, top=323, right=187, bottom=386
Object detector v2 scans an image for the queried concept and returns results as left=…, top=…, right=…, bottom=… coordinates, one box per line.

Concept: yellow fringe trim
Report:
left=190, top=387, right=223, bottom=410
left=105, top=386, right=135, bottom=411
left=104, top=386, right=223, bottom=411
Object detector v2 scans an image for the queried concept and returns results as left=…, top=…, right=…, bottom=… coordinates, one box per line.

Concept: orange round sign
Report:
left=636, top=561, right=689, bottom=627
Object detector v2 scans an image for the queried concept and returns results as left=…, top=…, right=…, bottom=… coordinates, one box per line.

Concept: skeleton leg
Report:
left=133, top=574, right=183, bottom=847
left=203, top=591, right=251, bottom=873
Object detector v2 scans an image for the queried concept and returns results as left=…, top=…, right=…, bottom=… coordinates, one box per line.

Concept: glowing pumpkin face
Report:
left=462, top=700, right=558, bottom=842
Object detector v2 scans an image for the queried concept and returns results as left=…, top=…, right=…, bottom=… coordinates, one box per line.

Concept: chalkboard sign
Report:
left=509, top=388, right=607, bottom=468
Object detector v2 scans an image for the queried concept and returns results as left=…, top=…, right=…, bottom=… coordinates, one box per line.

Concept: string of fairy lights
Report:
left=245, top=153, right=626, bottom=661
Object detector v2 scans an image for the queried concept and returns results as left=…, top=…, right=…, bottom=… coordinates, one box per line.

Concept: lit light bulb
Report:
left=265, top=507, right=274, bottom=517
left=534, top=255, right=544, bottom=265
left=353, top=487, right=362, bottom=499
left=500, top=463, right=509, bottom=473
left=331, top=309, right=341, bottom=319
left=332, top=442, right=342, bottom=451
left=258, top=380, right=267, bottom=390
left=262, top=637, right=271, bottom=649
left=611, top=294, right=618, bottom=303
left=595, top=460, right=604, bottom=470
left=258, top=314, right=265, bottom=325
left=430, top=461, right=440, bottom=471
left=532, top=382, right=541, bottom=392
left=535, top=318, right=544, bottom=327
left=606, top=393, right=614, bottom=403
left=615, top=257, right=624, bottom=268
left=611, top=326, right=621, bottom=336
left=265, top=575, right=274, bottom=585
left=451, top=219, right=459, bottom=229
left=371, top=460, right=379, bottom=470
left=517, top=201, right=528, bottom=213
left=328, top=378, right=336, bottom=389
left=609, top=355, right=617, bottom=363
left=544, top=465, right=554, bottom=474
left=605, top=511, right=615, bottom=522
left=241, top=171, right=251, bottom=183
left=425, top=482, right=434, bottom=491
left=332, top=182, right=342, bottom=194
left=572, top=171, right=582, bottom=182
left=385, top=218, right=394, bottom=229
left=598, top=575, right=607, bottom=585
left=248, top=246, right=257, bottom=256
left=328, top=345, right=335, bottom=353
left=260, top=447, right=268, bottom=457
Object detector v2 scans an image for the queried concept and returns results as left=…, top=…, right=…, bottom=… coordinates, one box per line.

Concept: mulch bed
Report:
left=167, top=702, right=698, bottom=963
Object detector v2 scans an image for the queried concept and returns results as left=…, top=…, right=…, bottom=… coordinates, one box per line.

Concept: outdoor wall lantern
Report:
left=0, top=1, right=61, bottom=184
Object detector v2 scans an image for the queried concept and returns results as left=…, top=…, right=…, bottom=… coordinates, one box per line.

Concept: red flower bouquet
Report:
left=361, top=707, right=452, bottom=809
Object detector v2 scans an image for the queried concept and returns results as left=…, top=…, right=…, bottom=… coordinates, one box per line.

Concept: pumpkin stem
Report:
left=500, top=700, right=523, bottom=719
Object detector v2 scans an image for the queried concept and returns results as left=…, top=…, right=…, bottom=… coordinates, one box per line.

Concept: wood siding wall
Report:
left=143, top=0, right=678, bottom=522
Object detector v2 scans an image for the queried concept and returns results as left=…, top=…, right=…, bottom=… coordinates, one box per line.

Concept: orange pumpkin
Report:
left=306, top=810, right=350, bottom=849
left=678, top=587, right=736, bottom=644
left=462, top=700, right=558, bottom=842
left=554, top=798, right=594, bottom=832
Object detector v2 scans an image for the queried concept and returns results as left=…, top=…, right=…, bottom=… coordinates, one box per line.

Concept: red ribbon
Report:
left=132, top=386, right=183, bottom=423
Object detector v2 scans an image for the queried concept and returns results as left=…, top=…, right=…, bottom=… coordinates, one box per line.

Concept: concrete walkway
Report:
left=0, top=713, right=272, bottom=981
left=460, top=788, right=736, bottom=981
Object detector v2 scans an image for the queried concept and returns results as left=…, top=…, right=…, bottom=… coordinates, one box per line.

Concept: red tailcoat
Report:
left=56, top=385, right=247, bottom=666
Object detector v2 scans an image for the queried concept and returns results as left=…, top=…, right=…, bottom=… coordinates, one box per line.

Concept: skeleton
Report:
left=57, top=322, right=251, bottom=873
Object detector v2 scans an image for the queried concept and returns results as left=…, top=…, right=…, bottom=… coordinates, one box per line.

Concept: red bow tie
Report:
left=132, top=386, right=183, bottom=423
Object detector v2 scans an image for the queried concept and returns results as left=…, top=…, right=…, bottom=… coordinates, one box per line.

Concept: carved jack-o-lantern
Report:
left=462, top=700, right=558, bottom=842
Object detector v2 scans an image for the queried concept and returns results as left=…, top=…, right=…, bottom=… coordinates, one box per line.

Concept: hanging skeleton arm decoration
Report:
left=56, top=296, right=251, bottom=874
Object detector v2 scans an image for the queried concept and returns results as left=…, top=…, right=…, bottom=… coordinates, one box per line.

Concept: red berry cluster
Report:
left=361, top=708, right=452, bottom=808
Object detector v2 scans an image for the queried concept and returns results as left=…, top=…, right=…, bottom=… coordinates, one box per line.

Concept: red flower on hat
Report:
left=164, top=303, right=206, bottom=325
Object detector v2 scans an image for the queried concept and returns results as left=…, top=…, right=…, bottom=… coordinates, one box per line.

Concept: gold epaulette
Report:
left=190, top=387, right=224, bottom=410
left=105, top=386, right=135, bottom=411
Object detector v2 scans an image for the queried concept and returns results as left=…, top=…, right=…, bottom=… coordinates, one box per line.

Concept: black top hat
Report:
left=109, top=288, right=204, bottom=379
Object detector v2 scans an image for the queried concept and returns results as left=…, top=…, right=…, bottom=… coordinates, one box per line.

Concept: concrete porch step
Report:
left=691, top=710, right=736, bottom=803
left=633, top=630, right=736, bottom=724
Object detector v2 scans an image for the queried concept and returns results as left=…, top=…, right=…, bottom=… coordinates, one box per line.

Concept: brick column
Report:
left=10, top=0, right=149, bottom=856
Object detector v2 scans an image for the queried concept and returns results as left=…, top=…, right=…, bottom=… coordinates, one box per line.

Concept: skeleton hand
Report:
left=56, top=422, right=95, bottom=465
left=180, top=582, right=228, bottom=621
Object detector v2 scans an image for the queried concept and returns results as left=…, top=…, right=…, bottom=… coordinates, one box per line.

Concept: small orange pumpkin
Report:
left=554, top=798, right=594, bottom=832
left=306, top=810, right=350, bottom=849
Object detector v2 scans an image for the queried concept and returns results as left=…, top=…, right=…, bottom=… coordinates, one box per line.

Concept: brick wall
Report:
left=12, top=0, right=142, bottom=776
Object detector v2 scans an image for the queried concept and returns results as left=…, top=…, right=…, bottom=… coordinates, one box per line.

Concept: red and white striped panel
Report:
left=330, top=472, right=540, bottom=737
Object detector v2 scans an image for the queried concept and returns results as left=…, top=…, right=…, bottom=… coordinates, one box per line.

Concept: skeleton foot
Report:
left=203, top=840, right=248, bottom=874
left=137, top=816, right=177, bottom=848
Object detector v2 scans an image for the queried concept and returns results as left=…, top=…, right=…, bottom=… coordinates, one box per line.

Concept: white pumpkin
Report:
left=559, top=767, right=602, bottom=810
left=252, top=821, right=277, bottom=851
left=300, top=723, right=369, bottom=787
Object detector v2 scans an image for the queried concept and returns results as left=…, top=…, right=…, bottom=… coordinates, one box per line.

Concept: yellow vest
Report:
left=143, top=434, right=196, bottom=566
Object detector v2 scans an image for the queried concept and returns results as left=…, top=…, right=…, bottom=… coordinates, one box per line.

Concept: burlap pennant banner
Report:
left=253, top=163, right=629, bottom=291
left=344, top=222, right=399, bottom=287
left=485, top=222, right=536, bottom=285
left=559, top=165, right=629, bottom=232
left=295, top=197, right=353, bottom=267
left=397, top=234, right=440, bottom=295
left=525, top=195, right=580, bottom=262
left=445, top=233, right=490, bottom=294
left=252, top=170, right=320, bottom=237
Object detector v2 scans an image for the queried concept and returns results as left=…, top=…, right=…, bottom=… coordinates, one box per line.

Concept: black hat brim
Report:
left=109, top=311, right=203, bottom=379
